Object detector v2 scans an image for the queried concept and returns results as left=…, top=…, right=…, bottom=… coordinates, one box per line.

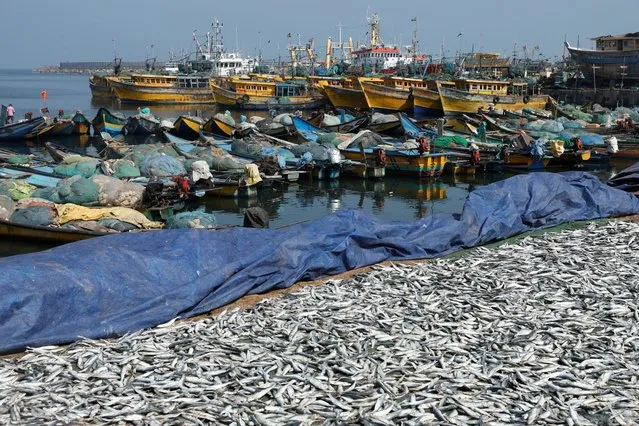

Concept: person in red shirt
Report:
left=6, top=104, right=15, bottom=124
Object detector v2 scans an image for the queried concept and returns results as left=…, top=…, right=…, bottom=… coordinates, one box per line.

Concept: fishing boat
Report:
left=211, top=78, right=326, bottom=110
left=202, top=116, right=234, bottom=137
left=0, top=117, right=46, bottom=142
left=548, top=149, right=592, bottom=167
left=171, top=115, right=204, bottom=139
left=0, top=218, right=115, bottom=243
left=47, top=119, right=74, bottom=136
left=565, top=34, right=639, bottom=82
left=412, top=81, right=455, bottom=117
left=89, top=74, right=120, bottom=99
left=71, top=111, right=91, bottom=134
left=311, top=114, right=370, bottom=133
left=92, top=107, right=126, bottom=135
left=360, top=79, right=415, bottom=112
left=108, top=73, right=216, bottom=104
left=123, top=113, right=161, bottom=135
left=322, top=77, right=385, bottom=110
left=438, top=79, right=550, bottom=115
left=23, top=120, right=56, bottom=140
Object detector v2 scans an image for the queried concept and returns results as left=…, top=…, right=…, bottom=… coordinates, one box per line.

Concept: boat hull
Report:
left=212, top=83, right=326, bottom=110
left=203, top=118, right=234, bottom=136
left=566, top=42, right=639, bottom=81
left=342, top=149, right=447, bottom=177
left=360, top=81, right=413, bottom=112
left=323, top=85, right=369, bottom=110
left=110, top=79, right=215, bottom=104
left=0, top=219, right=107, bottom=243
left=172, top=116, right=203, bottom=139
left=92, top=108, right=125, bottom=135
left=412, top=87, right=444, bottom=117
left=439, top=87, right=549, bottom=115
left=49, top=121, right=74, bottom=136
left=0, top=117, right=46, bottom=142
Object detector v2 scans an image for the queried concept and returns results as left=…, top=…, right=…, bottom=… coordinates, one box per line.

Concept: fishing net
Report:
left=10, top=205, right=56, bottom=227
left=255, top=118, right=284, bottom=132
left=214, top=113, right=236, bottom=127
left=252, top=156, right=281, bottom=175
left=274, top=113, right=293, bottom=126
left=370, top=112, right=398, bottom=125
left=0, top=195, right=15, bottom=220
left=249, top=116, right=264, bottom=124
left=97, top=219, right=139, bottom=232
left=53, top=156, right=100, bottom=178
left=348, top=131, right=384, bottom=149
left=288, top=143, right=341, bottom=163
left=6, top=155, right=31, bottom=165
left=56, top=175, right=100, bottom=205
left=140, top=152, right=186, bottom=177
left=91, top=175, right=145, bottom=208
left=111, top=159, right=141, bottom=179
left=187, top=146, right=244, bottom=171
left=165, top=211, right=217, bottom=229
left=31, top=187, right=62, bottom=203
left=321, top=114, right=341, bottom=127
left=0, top=180, right=37, bottom=200
left=231, top=140, right=295, bottom=161
left=432, top=136, right=469, bottom=148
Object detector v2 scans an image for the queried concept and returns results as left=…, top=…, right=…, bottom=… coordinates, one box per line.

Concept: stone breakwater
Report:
left=1, top=220, right=638, bottom=425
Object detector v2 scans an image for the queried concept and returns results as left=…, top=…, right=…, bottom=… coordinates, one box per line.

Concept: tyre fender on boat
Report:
left=493, top=96, right=500, bottom=104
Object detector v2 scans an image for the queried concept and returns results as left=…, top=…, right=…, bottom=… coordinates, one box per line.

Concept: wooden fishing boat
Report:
left=124, top=114, right=161, bottom=135
left=89, top=74, right=119, bottom=99
left=504, top=153, right=551, bottom=170
left=48, top=120, right=74, bottom=136
left=0, top=218, right=113, bottom=243
left=92, top=107, right=125, bottom=135
left=44, top=141, right=99, bottom=163
left=71, top=111, right=91, bottom=134
left=211, top=79, right=326, bottom=111
left=412, top=81, right=456, bottom=117
left=360, top=80, right=413, bottom=112
left=339, top=159, right=386, bottom=179
left=481, top=114, right=521, bottom=135
left=202, top=116, right=234, bottom=137
left=341, top=146, right=448, bottom=178
left=108, top=73, right=215, bottom=104
left=443, top=160, right=477, bottom=176
left=439, top=80, right=550, bottom=115
left=323, top=85, right=369, bottom=110
left=548, top=149, right=592, bottom=166
left=171, top=115, right=203, bottom=139
left=23, top=121, right=56, bottom=140
left=311, top=114, right=370, bottom=133
left=0, top=117, right=46, bottom=142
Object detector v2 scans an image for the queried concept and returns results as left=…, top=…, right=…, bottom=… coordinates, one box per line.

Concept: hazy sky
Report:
left=2, top=0, right=638, bottom=68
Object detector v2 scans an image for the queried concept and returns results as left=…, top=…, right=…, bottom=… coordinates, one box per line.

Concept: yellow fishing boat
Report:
left=109, top=73, right=215, bottom=104
left=202, top=116, right=234, bottom=136
left=438, top=79, right=550, bottom=115
left=211, top=78, right=326, bottom=110
left=89, top=74, right=121, bottom=99
left=360, top=77, right=427, bottom=112
left=172, top=115, right=204, bottom=139
left=341, top=146, right=448, bottom=178
left=412, top=81, right=455, bottom=117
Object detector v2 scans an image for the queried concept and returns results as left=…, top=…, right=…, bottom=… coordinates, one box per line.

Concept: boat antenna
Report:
left=235, top=26, right=239, bottom=53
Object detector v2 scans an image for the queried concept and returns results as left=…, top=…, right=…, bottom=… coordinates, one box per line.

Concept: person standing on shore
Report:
left=6, top=104, right=15, bottom=124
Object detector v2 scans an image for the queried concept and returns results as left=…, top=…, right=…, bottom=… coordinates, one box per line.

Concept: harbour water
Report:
left=0, top=69, right=628, bottom=256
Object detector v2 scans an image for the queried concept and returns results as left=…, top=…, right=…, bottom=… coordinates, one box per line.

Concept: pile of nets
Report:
left=184, top=146, right=244, bottom=172
left=0, top=195, right=15, bottom=219
left=32, top=175, right=99, bottom=205
left=523, top=120, right=564, bottom=133
left=231, top=139, right=296, bottom=163
left=274, top=113, right=293, bottom=126
left=91, top=175, right=145, bottom=208
left=103, top=159, right=141, bottom=179
left=370, top=112, right=398, bottom=125
left=9, top=198, right=57, bottom=227
left=431, top=135, right=469, bottom=148
left=560, top=104, right=593, bottom=122
left=214, top=112, right=235, bottom=128
left=56, top=204, right=162, bottom=229
left=0, top=180, right=37, bottom=200
left=140, top=152, right=186, bottom=177
left=288, top=143, right=341, bottom=163
left=255, top=118, right=285, bottom=133
left=123, top=144, right=181, bottom=167
left=5, top=155, right=31, bottom=165
left=165, top=211, right=217, bottom=229
left=321, top=114, right=341, bottom=127
left=53, top=156, right=100, bottom=178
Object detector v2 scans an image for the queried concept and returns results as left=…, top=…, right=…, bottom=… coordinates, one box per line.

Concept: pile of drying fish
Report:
left=1, top=220, right=639, bottom=425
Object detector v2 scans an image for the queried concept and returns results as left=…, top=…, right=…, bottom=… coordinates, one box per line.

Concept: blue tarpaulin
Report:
left=0, top=172, right=638, bottom=354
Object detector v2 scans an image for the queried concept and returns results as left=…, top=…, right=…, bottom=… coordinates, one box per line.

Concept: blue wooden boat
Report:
left=397, top=113, right=438, bottom=138
left=0, top=117, right=46, bottom=142
left=92, top=107, right=125, bottom=135
left=291, top=116, right=325, bottom=142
